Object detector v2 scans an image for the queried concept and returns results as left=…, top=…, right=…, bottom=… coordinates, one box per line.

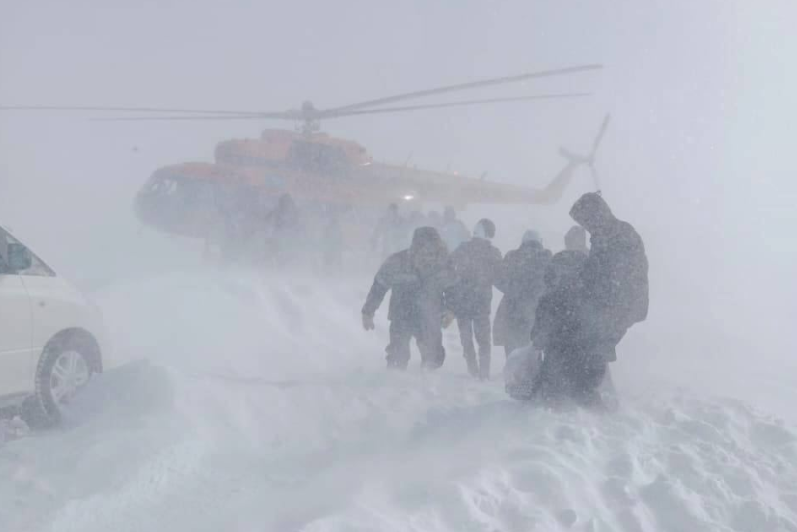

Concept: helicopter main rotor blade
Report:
left=0, top=105, right=294, bottom=118
left=92, top=93, right=592, bottom=122
left=321, top=93, right=592, bottom=119
left=92, top=115, right=284, bottom=122
left=321, top=64, right=602, bottom=116
left=2, top=65, right=601, bottom=121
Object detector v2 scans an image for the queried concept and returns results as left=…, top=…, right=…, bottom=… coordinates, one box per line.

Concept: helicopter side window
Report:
left=288, top=142, right=349, bottom=175
left=180, top=180, right=212, bottom=206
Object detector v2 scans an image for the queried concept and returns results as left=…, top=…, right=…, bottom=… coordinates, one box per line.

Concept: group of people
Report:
left=214, top=193, right=473, bottom=272
left=211, top=192, right=331, bottom=268
left=370, top=204, right=471, bottom=260
left=361, top=192, right=649, bottom=408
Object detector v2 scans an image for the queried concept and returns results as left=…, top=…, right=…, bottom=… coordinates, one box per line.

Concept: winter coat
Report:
left=493, top=241, right=552, bottom=346
left=530, top=258, right=609, bottom=404
left=581, top=219, right=649, bottom=333
left=362, top=249, right=457, bottom=325
left=530, top=281, right=605, bottom=404
left=531, top=280, right=589, bottom=357
left=449, top=238, right=502, bottom=318
left=544, top=250, right=588, bottom=286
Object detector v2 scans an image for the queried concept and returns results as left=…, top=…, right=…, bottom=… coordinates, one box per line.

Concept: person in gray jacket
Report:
left=362, top=227, right=457, bottom=370
left=449, top=219, right=502, bottom=379
left=493, top=231, right=552, bottom=358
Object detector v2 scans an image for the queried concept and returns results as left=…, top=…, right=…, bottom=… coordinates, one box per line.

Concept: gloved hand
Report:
left=441, top=310, right=456, bottom=329
left=362, top=313, right=375, bottom=331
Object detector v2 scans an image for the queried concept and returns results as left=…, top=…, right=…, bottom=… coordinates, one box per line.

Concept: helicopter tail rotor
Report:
left=559, top=113, right=611, bottom=193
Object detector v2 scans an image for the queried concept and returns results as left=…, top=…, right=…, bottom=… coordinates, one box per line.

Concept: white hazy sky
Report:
left=1, top=1, right=796, bottom=381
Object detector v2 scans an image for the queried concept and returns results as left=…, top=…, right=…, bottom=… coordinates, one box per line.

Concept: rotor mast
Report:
left=299, top=101, right=321, bottom=136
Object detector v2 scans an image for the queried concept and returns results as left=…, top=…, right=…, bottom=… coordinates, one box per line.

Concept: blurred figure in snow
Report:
left=569, top=192, right=649, bottom=365
left=370, top=203, right=406, bottom=260
left=321, top=214, right=345, bottom=271
left=493, top=230, right=552, bottom=358
left=449, top=218, right=502, bottom=379
left=265, top=193, right=305, bottom=267
left=529, top=250, right=595, bottom=405
left=362, top=227, right=457, bottom=370
left=439, top=206, right=470, bottom=252
left=427, top=210, right=443, bottom=230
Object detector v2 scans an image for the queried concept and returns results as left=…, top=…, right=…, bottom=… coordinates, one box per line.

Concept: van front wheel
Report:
left=23, top=334, right=98, bottom=428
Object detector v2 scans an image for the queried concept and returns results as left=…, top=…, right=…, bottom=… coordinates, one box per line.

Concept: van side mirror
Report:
left=8, top=243, right=32, bottom=272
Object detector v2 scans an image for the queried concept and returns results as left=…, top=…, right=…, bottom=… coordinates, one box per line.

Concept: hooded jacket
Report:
left=362, top=228, right=457, bottom=324
left=531, top=250, right=590, bottom=355
left=449, top=237, right=502, bottom=317
left=569, top=192, right=649, bottom=357
left=493, top=240, right=552, bottom=345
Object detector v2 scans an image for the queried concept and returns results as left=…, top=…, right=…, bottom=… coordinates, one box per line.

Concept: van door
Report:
left=0, top=239, right=34, bottom=397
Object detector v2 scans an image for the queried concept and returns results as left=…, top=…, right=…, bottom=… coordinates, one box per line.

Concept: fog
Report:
left=2, top=1, right=797, bottom=531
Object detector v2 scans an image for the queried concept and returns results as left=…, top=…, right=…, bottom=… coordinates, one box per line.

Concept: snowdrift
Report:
left=1, top=271, right=796, bottom=532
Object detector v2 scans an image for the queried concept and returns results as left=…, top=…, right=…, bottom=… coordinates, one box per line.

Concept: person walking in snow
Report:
left=362, top=227, right=457, bottom=370
left=449, top=219, right=502, bottom=379
left=370, top=203, right=407, bottom=260
left=528, top=250, right=595, bottom=405
left=493, top=230, right=552, bottom=358
left=569, top=192, right=649, bottom=364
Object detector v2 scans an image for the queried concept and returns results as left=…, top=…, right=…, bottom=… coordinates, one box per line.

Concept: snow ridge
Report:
left=1, top=272, right=795, bottom=532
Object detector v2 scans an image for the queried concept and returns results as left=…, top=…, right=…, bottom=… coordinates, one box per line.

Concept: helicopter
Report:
left=1, top=64, right=607, bottom=242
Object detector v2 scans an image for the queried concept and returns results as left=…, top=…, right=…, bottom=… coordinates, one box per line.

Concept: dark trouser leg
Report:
left=587, top=326, right=628, bottom=409
left=417, top=318, right=445, bottom=370
left=385, top=319, right=413, bottom=370
left=569, top=354, right=607, bottom=408
left=473, top=313, right=492, bottom=380
left=457, top=317, right=478, bottom=377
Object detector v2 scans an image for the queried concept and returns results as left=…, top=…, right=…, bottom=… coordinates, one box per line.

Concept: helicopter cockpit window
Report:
left=164, top=179, right=178, bottom=195
left=147, top=176, right=180, bottom=196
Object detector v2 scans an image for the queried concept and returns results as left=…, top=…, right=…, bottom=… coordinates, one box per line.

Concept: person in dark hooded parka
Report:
left=493, top=231, right=552, bottom=358
left=362, top=227, right=457, bottom=370
left=569, top=192, right=649, bottom=362
left=449, top=219, right=502, bottom=379
left=529, top=250, right=597, bottom=405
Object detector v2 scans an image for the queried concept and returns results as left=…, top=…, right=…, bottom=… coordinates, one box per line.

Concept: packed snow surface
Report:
left=2, top=272, right=797, bottom=532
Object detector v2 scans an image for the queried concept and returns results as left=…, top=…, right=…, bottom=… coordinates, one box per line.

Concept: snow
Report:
left=2, top=271, right=797, bottom=532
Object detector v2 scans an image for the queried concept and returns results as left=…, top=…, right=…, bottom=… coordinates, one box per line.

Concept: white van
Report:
left=0, top=225, right=109, bottom=426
